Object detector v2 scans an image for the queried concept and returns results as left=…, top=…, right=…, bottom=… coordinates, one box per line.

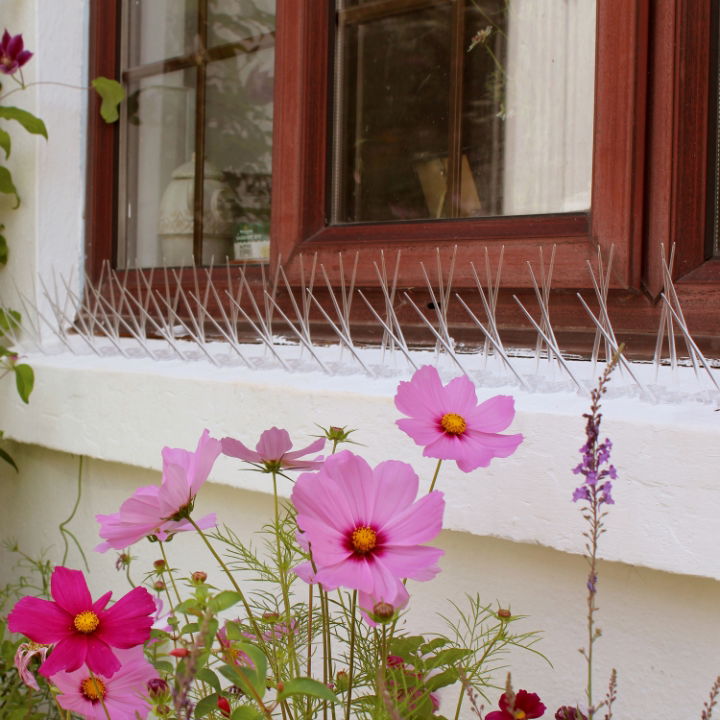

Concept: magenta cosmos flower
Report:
left=0, top=30, right=32, bottom=74
left=292, top=450, right=444, bottom=602
left=222, top=426, right=325, bottom=472
left=486, top=690, right=547, bottom=720
left=394, top=365, right=523, bottom=472
left=52, top=646, right=157, bottom=720
left=95, top=429, right=221, bottom=551
left=7, top=567, right=155, bottom=678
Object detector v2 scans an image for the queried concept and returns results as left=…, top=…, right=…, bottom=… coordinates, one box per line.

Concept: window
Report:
left=85, top=0, right=720, bottom=355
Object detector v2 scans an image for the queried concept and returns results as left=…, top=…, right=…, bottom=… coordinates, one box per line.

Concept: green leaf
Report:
left=225, top=621, right=245, bottom=641
left=0, top=445, right=17, bottom=472
left=426, top=647, right=472, bottom=669
left=425, top=667, right=459, bottom=691
left=209, top=590, right=243, bottom=613
left=153, top=660, right=174, bottom=673
left=180, top=622, right=199, bottom=635
left=388, top=635, right=424, bottom=661
left=0, top=166, right=19, bottom=208
left=0, top=107, right=48, bottom=139
left=91, top=77, right=125, bottom=123
left=0, top=308, right=21, bottom=333
left=0, top=232, right=7, bottom=265
left=175, top=599, right=201, bottom=615
left=218, top=645, right=267, bottom=701
left=0, top=128, right=10, bottom=159
left=277, top=677, right=338, bottom=703
left=231, top=708, right=264, bottom=720
left=421, top=637, right=449, bottom=654
left=193, top=693, right=219, bottom=718
left=14, top=363, right=33, bottom=403
left=196, top=667, right=222, bottom=694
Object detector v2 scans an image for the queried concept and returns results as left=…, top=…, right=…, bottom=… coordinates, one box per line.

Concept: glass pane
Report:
left=120, top=70, right=197, bottom=268
left=208, top=0, right=275, bottom=50
left=206, top=51, right=274, bottom=263
left=331, top=0, right=596, bottom=223
left=127, top=0, right=197, bottom=66
left=119, top=1, right=276, bottom=268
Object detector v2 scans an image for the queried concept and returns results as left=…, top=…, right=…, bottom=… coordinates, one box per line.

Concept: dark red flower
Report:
left=0, top=30, right=32, bottom=75
left=486, top=690, right=546, bottom=720
left=555, top=707, right=587, bottom=720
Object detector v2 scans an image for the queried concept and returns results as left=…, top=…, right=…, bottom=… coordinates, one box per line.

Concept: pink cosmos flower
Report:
left=52, top=646, right=157, bottom=720
left=14, top=641, right=50, bottom=690
left=222, top=427, right=325, bottom=473
left=292, top=450, right=444, bottom=603
left=394, top=365, right=523, bottom=472
left=0, top=30, right=32, bottom=75
left=7, top=566, right=155, bottom=678
left=95, top=429, right=221, bottom=551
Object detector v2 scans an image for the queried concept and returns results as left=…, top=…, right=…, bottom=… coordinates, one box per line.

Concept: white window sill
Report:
left=1, top=341, right=718, bottom=583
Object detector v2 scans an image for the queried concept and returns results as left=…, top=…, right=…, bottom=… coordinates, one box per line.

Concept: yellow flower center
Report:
left=80, top=676, right=106, bottom=701
left=440, top=412, right=467, bottom=435
left=73, top=610, right=100, bottom=634
left=351, top=526, right=377, bottom=554
left=514, top=712, right=527, bottom=720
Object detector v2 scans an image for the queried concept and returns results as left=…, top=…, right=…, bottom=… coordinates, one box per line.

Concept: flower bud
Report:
left=386, top=655, right=404, bottom=668
left=153, top=580, right=166, bottom=592
left=156, top=705, right=171, bottom=717
left=335, top=669, right=349, bottom=692
left=262, top=611, right=280, bottom=622
left=115, top=553, right=130, bottom=571
left=372, top=602, right=395, bottom=622
left=497, top=608, right=512, bottom=620
left=217, top=696, right=231, bottom=717
left=276, top=681, right=285, bottom=693
left=147, top=677, right=169, bottom=698
left=169, top=647, right=190, bottom=658
left=191, top=571, right=207, bottom=585
left=153, top=559, right=166, bottom=572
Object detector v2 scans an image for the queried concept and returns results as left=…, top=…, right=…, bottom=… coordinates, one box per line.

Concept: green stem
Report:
left=427, top=459, right=443, bottom=493
left=124, top=555, right=136, bottom=588
left=59, top=455, right=89, bottom=571
left=159, top=541, right=184, bottom=607
left=187, top=516, right=270, bottom=659
left=0, top=79, right=89, bottom=104
left=272, top=471, right=300, bottom=677
left=344, top=591, right=358, bottom=720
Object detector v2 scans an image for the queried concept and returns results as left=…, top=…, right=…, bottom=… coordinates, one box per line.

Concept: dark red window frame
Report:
left=85, top=0, right=720, bottom=354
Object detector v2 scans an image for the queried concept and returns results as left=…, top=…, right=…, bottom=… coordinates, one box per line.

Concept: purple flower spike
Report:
left=0, top=30, right=33, bottom=75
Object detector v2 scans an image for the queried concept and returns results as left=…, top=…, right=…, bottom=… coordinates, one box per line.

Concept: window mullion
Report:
left=192, top=0, right=209, bottom=264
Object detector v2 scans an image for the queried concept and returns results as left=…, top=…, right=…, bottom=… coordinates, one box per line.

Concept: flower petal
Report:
left=85, top=636, right=122, bottom=677
left=50, top=567, right=93, bottom=615
left=381, top=491, right=444, bottom=546
left=455, top=431, right=524, bottom=471
left=255, top=427, right=293, bottom=460
left=465, top=394, right=517, bottom=433
left=370, top=460, right=419, bottom=528
left=221, top=436, right=262, bottom=463
left=39, top=635, right=88, bottom=676
left=96, top=586, right=155, bottom=649
left=377, top=545, right=443, bottom=581
left=8, top=596, right=72, bottom=643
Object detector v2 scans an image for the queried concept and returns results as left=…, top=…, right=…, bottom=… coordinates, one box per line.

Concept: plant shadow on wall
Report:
left=0, top=29, right=123, bottom=471
left=3, top=355, right=720, bottom=719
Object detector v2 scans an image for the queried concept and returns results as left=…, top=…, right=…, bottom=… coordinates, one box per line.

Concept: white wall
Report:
left=0, top=2, right=719, bottom=719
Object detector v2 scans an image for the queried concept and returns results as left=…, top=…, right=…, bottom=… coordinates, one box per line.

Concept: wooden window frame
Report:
left=85, top=0, right=720, bottom=353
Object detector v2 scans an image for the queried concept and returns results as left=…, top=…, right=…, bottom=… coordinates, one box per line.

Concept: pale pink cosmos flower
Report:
left=52, top=646, right=157, bottom=720
left=222, top=426, right=325, bottom=473
left=14, top=641, right=50, bottom=690
left=7, top=567, right=155, bottom=678
left=95, top=429, right=221, bottom=552
left=395, top=365, right=523, bottom=472
left=292, top=450, right=444, bottom=603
